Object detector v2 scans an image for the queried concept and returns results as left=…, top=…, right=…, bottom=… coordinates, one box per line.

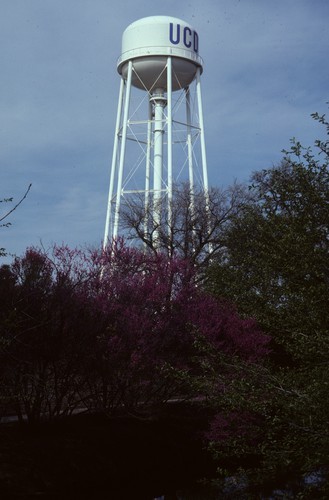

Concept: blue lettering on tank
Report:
left=193, top=31, right=199, bottom=53
left=169, top=23, right=180, bottom=44
left=183, top=27, right=192, bottom=48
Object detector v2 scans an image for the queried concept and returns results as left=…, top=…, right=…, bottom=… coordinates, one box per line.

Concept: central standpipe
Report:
left=151, top=89, right=166, bottom=234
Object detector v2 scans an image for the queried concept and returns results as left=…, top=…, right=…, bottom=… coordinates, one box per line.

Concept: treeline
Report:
left=0, top=110, right=328, bottom=496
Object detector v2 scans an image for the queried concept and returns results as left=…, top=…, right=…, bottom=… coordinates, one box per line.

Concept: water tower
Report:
left=103, top=15, right=209, bottom=247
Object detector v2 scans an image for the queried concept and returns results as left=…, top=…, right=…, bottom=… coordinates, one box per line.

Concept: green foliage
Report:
left=208, top=120, right=329, bottom=364
left=206, top=109, right=329, bottom=494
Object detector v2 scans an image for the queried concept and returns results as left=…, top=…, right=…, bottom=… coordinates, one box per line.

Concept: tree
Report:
left=120, top=183, right=248, bottom=271
left=208, top=134, right=329, bottom=363
left=77, top=242, right=269, bottom=415
left=0, top=247, right=95, bottom=422
left=205, top=110, right=329, bottom=495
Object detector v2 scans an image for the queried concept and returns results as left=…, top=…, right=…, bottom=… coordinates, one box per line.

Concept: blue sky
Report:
left=1, top=0, right=328, bottom=262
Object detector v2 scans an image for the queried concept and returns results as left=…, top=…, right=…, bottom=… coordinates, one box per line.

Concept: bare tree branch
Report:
left=0, top=183, right=32, bottom=225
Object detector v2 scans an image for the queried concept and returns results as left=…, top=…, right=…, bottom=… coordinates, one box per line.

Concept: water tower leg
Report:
left=196, top=68, right=209, bottom=192
left=186, top=85, right=196, bottom=252
left=196, top=68, right=213, bottom=254
left=144, top=99, right=153, bottom=242
left=103, top=78, right=125, bottom=249
left=167, top=56, right=173, bottom=240
left=185, top=86, right=194, bottom=195
left=113, top=60, right=133, bottom=240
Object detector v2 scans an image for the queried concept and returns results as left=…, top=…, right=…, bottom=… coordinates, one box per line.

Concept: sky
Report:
left=1, top=0, right=328, bottom=262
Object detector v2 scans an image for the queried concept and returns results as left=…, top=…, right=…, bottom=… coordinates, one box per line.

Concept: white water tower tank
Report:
left=117, top=16, right=203, bottom=91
